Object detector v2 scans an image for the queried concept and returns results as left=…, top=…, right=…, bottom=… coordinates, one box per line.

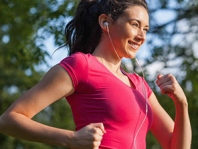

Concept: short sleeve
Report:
left=142, top=78, right=153, bottom=98
left=59, top=52, right=88, bottom=91
left=128, top=73, right=153, bottom=99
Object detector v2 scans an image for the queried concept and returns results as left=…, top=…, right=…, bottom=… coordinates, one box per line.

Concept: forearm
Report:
left=170, top=101, right=192, bottom=149
left=0, top=112, right=73, bottom=147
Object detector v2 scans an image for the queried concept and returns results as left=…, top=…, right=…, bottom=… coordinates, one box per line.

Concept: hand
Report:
left=70, top=123, right=106, bottom=149
left=156, top=74, right=187, bottom=104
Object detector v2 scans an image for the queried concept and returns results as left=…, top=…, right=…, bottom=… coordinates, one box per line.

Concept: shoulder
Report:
left=59, top=52, right=91, bottom=70
left=124, top=71, right=153, bottom=97
left=126, top=72, right=143, bottom=83
left=60, top=52, right=87, bottom=64
left=58, top=52, right=93, bottom=90
left=59, top=52, right=99, bottom=71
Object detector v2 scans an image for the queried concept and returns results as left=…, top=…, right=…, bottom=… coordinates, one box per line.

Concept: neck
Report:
left=92, top=36, right=123, bottom=73
left=99, top=56, right=122, bottom=73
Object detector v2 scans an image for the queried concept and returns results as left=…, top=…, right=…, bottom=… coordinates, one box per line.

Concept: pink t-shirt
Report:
left=59, top=52, right=153, bottom=149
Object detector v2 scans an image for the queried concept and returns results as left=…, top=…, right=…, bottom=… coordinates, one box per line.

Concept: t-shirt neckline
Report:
left=89, top=53, right=136, bottom=89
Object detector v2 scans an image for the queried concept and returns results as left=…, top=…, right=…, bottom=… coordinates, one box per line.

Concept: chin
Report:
left=125, top=52, right=136, bottom=59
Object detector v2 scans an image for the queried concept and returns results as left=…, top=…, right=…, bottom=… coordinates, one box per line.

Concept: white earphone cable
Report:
left=106, top=23, right=148, bottom=149
left=132, top=58, right=148, bottom=149
left=106, top=24, right=121, bottom=61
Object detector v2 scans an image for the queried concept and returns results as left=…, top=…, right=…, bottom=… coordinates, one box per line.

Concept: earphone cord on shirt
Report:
left=101, top=22, right=148, bottom=148
left=132, top=58, right=148, bottom=149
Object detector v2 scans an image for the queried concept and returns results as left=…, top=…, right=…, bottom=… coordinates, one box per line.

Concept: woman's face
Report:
left=109, top=5, right=149, bottom=59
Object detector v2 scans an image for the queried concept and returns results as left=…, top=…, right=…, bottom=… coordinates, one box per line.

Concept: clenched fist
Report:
left=156, top=74, right=187, bottom=104
left=69, top=123, right=106, bottom=149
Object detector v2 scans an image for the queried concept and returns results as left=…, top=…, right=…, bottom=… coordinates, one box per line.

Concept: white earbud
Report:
left=104, top=22, right=109, bottom=33
left=104, top=22, right=108, bottom=27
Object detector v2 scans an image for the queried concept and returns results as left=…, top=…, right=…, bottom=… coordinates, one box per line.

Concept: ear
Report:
left=98, top=14, right=109, bottom=32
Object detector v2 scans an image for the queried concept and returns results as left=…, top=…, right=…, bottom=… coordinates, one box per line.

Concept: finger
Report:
left=90, top=123, right=106, bottom=134
left=156, top=74, right=172, bottom=86
left=156, top=74, right=173, bottom=95
left=158, top=80, right=174, bottom=95
left=93, top=131, right=103, bottom=141
left=160, top=86, right=172, bottom=95
left=156, top=74, right=164, bottom=85
left=157, top=74, right=163, bottom=79
left=93, top=140, right=102, bottom=148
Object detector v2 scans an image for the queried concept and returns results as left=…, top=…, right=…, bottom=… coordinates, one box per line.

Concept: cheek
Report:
left=129, top=28, right=139, bottom=37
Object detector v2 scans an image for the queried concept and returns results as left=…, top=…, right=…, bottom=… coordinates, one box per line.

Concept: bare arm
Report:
left=149, top=74, right=191, bottom=149
left=0, top=65, right=105, bottom=148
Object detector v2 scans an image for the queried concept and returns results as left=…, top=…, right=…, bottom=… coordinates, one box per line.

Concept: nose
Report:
left=135, top=29, right=146, bottom=42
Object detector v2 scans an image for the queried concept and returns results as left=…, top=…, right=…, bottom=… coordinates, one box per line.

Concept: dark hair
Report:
left=65, top=0, right=148, bottom=56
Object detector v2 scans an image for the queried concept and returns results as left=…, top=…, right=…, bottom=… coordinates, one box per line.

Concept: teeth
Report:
left=132, top=44, right=138, bottom=49
left=129, top=41, right=138, bottom=49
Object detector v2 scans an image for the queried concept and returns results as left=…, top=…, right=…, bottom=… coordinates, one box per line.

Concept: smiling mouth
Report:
left=128, top=41, right=139, bottom=50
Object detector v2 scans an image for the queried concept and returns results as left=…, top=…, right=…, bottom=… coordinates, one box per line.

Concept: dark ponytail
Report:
left=65, top=0, right=102, bottom=56
left=65, top=0, right=148, bottom=56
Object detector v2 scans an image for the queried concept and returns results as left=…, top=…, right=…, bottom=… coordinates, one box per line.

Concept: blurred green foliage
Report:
left=0, top=0, right=78, bottom=148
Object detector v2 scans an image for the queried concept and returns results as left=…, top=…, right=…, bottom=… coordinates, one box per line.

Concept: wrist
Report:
left=60, top=130, right=74, bottom=148
left=174, top=98, right=189, bottom=111
left=173, top=94, right=188, bottom=106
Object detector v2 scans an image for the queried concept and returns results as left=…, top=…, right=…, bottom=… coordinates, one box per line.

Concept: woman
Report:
left=0, top=0, right=191, bottom=148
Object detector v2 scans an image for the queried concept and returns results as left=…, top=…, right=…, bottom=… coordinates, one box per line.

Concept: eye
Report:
left=131, top=22, right=139, bottom=27
left=130, top=21, right=139, bottom=27
left=144, top=28, right=149, bottom=32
